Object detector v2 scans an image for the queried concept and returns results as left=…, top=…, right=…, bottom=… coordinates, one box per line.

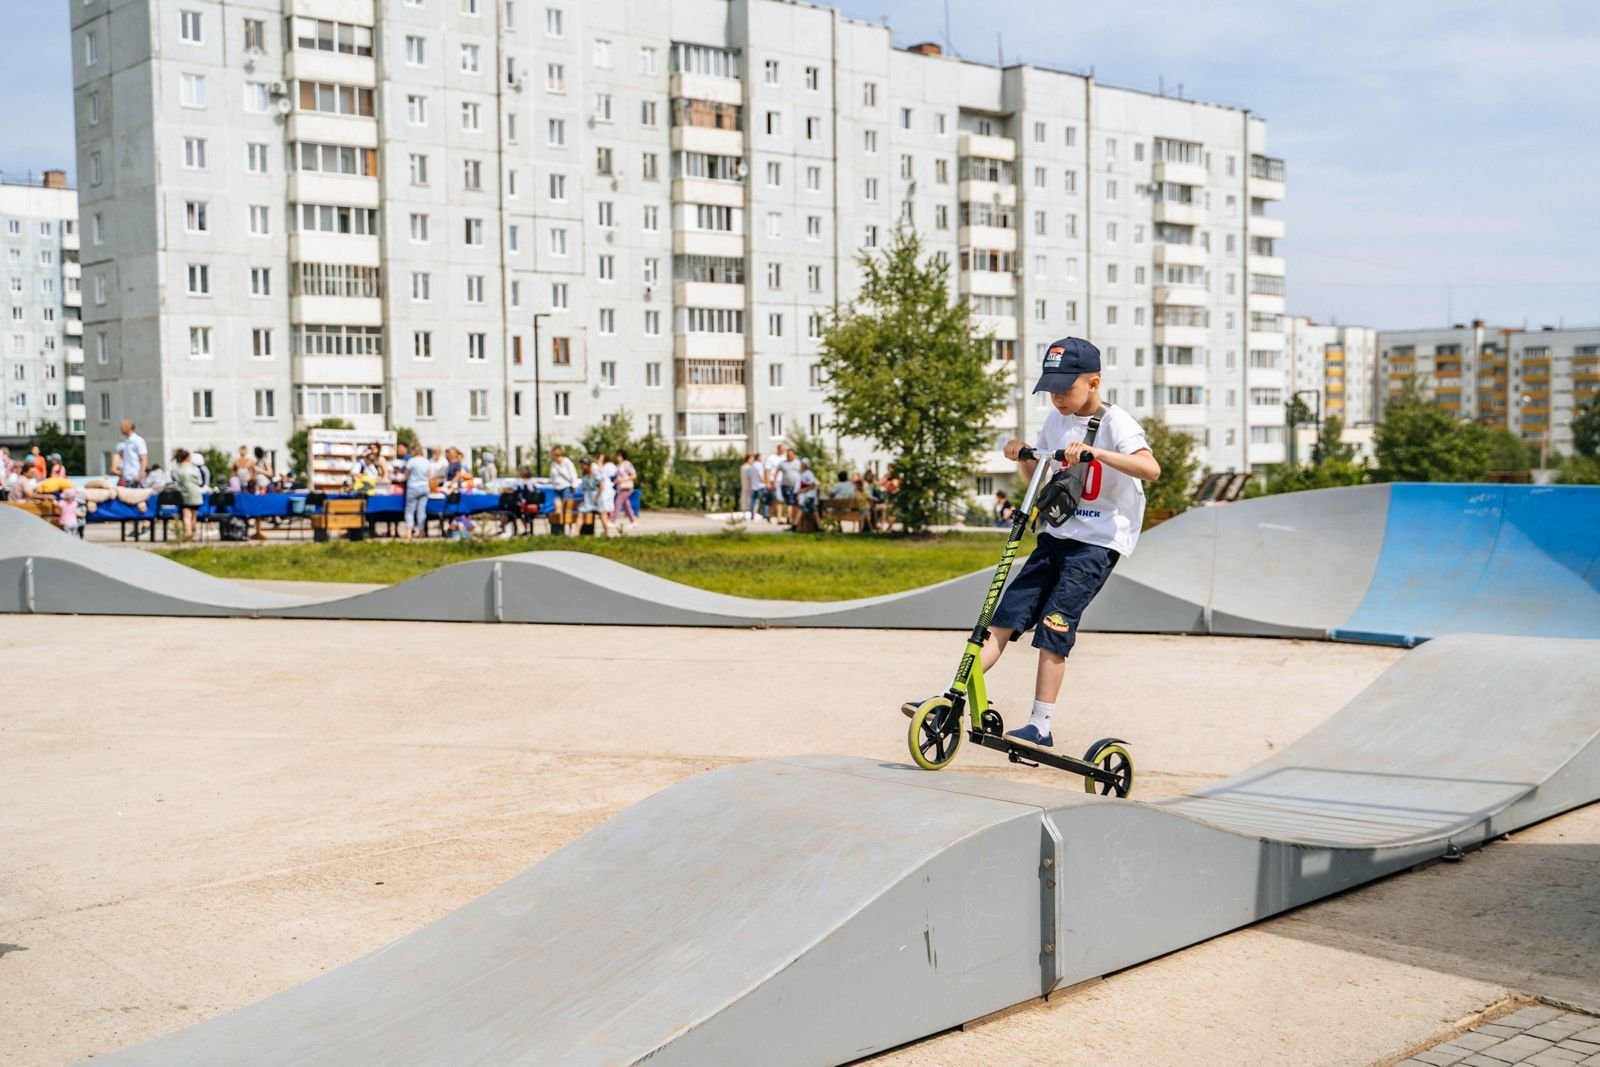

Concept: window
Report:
left=593, top=38, right=612, bottom=68
left=96, top=335, right=108, bottom=365
left=641, top=100, right=658, bottom=127
left=550, top=282, right=568, bottom=309
left=464, top=217, right=484, bottom=245
left=899, top=154, right=913, bottom=180
left=806, top=216, right=822, bottom=241
left=770, top=413, right=785, bottom=437
left=554, top=391, right=571, bottom=417
left=411, top=272, right=431, bottom=301
left=642, top=152, right=659, bottom=180
left=1064, top=171, right=1077, bottom=194
left=463, top=159, right=483, bottom=189
left=91, top=213, right=104, bottom=245
left=863, top=129, right=878, bottom=153
left=297, top=81, right=375, bottom=117
left=593, top=92, right=612, bottom=122
left=766, top=161, right=782, bottom=187
left=191, top=389, right=215, bottom=420
left=292, top=18, right=373, bottom=55
left=766, top=262, right=782, bottom=289
left=864, top=178, right=879, bottom=202
left=251, top=328, right=273, bottom=358
left=643, top=257, right=659, bottom=285
left=247, top=142, right=269, bottom=173
left=546, top=63, right=566, bottom=93
left=292, top=203, right=380, bottom=235
left=595, top=146, right=612, bottom=175
left=644, top=205, right=659, bottom=230
left=467, top=332, right=487, bottom=359
left=416, top=389, right=435, bottom=418
left=767, top=313, right=784, bottom=338
left=88, top=91, right=101, bottom=126
left=765, top=111, right=781, bottom=136
left=180, top=72, right=207, bottom=108
left=294, top=385, right=385, bottom=418
left=646, top=362, right=662, bottom=387
left=863, top=225, right=878, bottom=248
left=862, top=81, right=877, bottom=107
left=189, top=325, right=212, bottom=357
left=549, top=228, right=568, bottom=256
left=935, top=205, right=949, bottom=230
left=406, top=94, right=429, bottom=125
left=644, top=310, right=661, bottom=335
left=1106, top=305, right=1118, bottom=325
left=806, top=166, right=822, bottom=192
left=461, top=101, right=481, bottom=131
left=764, top=58, right=780, bottom=84
left=461, top=43, right=481, bottom=73
left=507, top=225, right=520, bottom=252
left=600, top=360, right=617, bottom=386
left=766, top=212, right=782, bottom=238
left=598, top=309, right=615, bottom=335
left=244, top=18, right=266, bottom=51
left=248, top=205, right=270, bottom=236
left=89, top=152, right=103, bottom=186
left=551, top=336, right=571, bottom=364
left=405, top=35, right=426, bottom=66
left=670, top=42, right=740, bottom=78
left=84, top=30, right=99, bottom=66
left=545, top=7, right=563, bottom=36
left=465, top=275, right=485, bottom=303
left=186, top=263, right=210, bottom=295
left=640, top=46, right=657, bottom=74
left=1107, top=179, right=1118, bottom=200
left=462, top=0, right=480, bottom=14
left=414, top=331, right=433, bottom=359
left=597, top=200, right=615, bottom=227
left=549, top=173, right=566, bottom=201
left=250, top=267, right=270, bottom=295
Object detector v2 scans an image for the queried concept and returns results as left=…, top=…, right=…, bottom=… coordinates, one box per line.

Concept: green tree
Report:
left=287, top=418, right=354, bottom=482
left=1141, top=419, right=1200, bottom=515
left=786, top=427, right=846, bottom=476
left=1310, top=416, right=1357, bottom=466
left=1261, top=417, right=1369, bottom=495
left=1571, top=392, right=1600, bottom=459
left=1373, top=385, right=1491, bottom=482
left=580, top=409, right=635, bottom=459
left=391, top=425, right=420, bottom=455
left=1555, top=454, right=1600, bottom=485
left=1486, top=428, right=1531, bottom=473
left=29, top=421, right=84, bottom=475
left=816, top=228, right=1009, bottom=533
left=201, top=446, right=231, bottom=486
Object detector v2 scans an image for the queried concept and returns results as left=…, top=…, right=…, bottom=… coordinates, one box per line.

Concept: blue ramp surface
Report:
left=1334, top=485, right=1600, bottom=644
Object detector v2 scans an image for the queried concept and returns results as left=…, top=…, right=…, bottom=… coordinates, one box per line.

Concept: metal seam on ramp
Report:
left=88, top=634, right=1600, bottom=1066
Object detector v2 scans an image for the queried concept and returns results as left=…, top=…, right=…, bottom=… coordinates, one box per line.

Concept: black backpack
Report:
left=1034, top=405, right=1107, bottom=530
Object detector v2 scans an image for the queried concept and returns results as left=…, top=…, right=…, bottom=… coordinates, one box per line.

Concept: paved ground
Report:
left=1399, top=1005, right=1600, bottom=1066
left=3, top=615, right=1595, bottom=1066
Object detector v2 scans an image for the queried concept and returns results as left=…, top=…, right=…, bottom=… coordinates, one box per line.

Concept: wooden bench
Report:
left=4, top=499, right=54, bottom=518
left=817, top=497, right=867, bottom=533
left=312, top=497, right=367, bottom=541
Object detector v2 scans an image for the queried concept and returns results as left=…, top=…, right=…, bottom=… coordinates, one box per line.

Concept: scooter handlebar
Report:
left=1017, top=447, right=1095, bottom=464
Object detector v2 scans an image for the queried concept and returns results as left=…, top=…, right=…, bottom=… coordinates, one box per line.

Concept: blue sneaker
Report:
left=1006, top=723, right=1053, bottom=748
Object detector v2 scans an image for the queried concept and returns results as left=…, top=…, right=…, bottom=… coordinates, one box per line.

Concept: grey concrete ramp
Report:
left=93, top=634, right=1600, bottom=1066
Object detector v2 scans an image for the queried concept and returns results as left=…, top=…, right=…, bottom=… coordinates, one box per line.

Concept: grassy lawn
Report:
left=158, top=530, right=1031, bottom=601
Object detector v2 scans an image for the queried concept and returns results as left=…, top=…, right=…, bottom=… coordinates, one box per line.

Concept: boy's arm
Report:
left=1061, top=441, right=1161, bottom=482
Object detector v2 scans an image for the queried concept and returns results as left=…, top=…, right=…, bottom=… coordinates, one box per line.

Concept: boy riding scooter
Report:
left=903, top=336, right=1160, bottom=755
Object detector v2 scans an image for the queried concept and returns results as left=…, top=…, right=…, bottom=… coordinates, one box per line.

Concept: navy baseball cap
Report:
left=1033, top=336, right=1102, bottom=393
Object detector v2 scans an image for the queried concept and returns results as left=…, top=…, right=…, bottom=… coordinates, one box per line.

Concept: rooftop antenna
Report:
left=996, top=31, right=1004, bottom=67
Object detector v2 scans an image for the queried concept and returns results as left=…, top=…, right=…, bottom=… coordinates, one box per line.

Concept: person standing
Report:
left=613, top=449, right=638, bottom=529
left=597, top=453, right=618, bottom=537
left=740, top=453, right=760, bottom=520
left=399, top=441, right=433, bottom=540
left=548, top=445, right=579, bottom=534
left=778, top=446, right=803, bottom=527
left=113, top=421, right=148, bottom=487
left=173, top=448, right=204, bottom=541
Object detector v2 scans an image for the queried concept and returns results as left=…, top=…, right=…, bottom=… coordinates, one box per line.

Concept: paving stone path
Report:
left=1400, top=1006, right=1600, bottom=1067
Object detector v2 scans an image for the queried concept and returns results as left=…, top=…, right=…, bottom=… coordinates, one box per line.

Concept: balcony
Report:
left=289, top=231, right=381, bottom=267
left=294, top=354, right=384, bottom=386
left=1248, top=254, right=1285, bottom=276
left=673, top=281, right=744, bottom=309
left=958, top=225, right=1016, bottom=252
left=1246, top=363, right=1284, bottom=387
left=956, top=179, right=1016, bottom=207
left=1250, top=293, right=1286, bottom=315
left=1153, top=285, right=1207, bottom=308
left=1154, top=362, right=1207, bottom=387
left=1152, top=160, right=1207, bottom=187
left=64, top=319, right=82, bottom=337
left=1247, top=330, right=1286, bottom=351
left=1248, top=214, right=1285, bottom=240
left=62, top=260, right=81, bottom=280
left=670, top=71, right=741, bottom=107
left=1153, top=201, right=1204, bottom=227
left=671, top=177, right=743, bottom=208
left=1248, top=441, right=1286, bottom=465
left=287, top=113, right=378, bottom=148
left=288, top=172, right=380, bottom=209
left=1154, top=242, right=1206, bottom=267
left=1155, top=402, right=1207, bottom=426
left=671, top=124, right=744, bottom=158
left=972, top=315, right=1017, bottom=341
left=63, top=290, right=82, bottom=308
left=958, top=132, right=1016, bottom=162
left=1153, top=325, right=1208, bottom=348
left=285, top=50, right=377, bottom=88
left=292, top=295, right=383, bottom=326
left=959, top=270, right=1015, bottom=297
left=673, top=230, right=744, bottom=257
left=1249, top=154, right=1286, bottom=201
left=673, top=333, right=745, bottom=360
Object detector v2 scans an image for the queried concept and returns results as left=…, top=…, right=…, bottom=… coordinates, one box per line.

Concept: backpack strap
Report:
left=1084, top=403, right=1109, bottom=447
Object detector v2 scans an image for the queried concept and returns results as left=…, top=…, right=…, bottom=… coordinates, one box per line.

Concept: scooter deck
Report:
left=968, top=730, right=1121, bottom=787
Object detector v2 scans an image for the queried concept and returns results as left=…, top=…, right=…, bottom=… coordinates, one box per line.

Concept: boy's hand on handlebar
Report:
left=1061, top=441, right=1092, bottom=464
left=1002, top=438, right=1030, bottom=461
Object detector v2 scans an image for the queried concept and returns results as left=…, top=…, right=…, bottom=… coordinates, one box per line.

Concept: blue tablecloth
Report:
left=86, top=489, right=559, bottom=523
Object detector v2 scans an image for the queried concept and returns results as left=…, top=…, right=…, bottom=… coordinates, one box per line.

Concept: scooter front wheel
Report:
left=908, top=698, right=962, bottom=771
left=1082, top=738, right=1134, bottom=797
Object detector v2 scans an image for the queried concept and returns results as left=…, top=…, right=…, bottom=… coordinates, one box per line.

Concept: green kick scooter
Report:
left=905, top=445, right=1134, bottom=796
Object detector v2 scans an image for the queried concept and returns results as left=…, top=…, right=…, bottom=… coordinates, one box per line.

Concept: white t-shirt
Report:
left=1034, top=404, right=1149, bottom=557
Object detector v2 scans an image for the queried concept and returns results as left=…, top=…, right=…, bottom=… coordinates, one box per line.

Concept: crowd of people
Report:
left=544, top=445, right=639, bottom=537
left=736, top=446, right=897, bottom=531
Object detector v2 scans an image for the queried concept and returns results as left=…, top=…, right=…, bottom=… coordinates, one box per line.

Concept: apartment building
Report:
left=71, top=0, right=1287, bottom=475
left=1376, top=322, right=1600, bottom=461
left=1286, top=317, right=1378, bottom=428
left=0, top=172, right=84, bottom=446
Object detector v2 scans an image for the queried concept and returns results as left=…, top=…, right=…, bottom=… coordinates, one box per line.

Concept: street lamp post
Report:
left=1520, top=393, right=1548, bottom=477
left=532, top=312, right=550, bottom=467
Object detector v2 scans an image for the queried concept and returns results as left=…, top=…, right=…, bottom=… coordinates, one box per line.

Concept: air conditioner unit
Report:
left=275, top=97, right=293, bottom=116
left=510, top=76, right=524, bottom=92
left=734, top=162, right=749, bottom=179
left=268, top=81, right=286, bottom=96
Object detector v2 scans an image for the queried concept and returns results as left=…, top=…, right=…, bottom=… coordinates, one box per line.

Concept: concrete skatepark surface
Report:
left=4, top=483, right=1598, bottom=644
left=5, top=617, right=1597, bottom=1066
left=75, top=633, right=1600, bottom=1066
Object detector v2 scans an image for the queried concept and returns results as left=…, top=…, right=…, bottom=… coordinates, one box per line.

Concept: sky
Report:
left=3, top=0, right=1596, bottom=330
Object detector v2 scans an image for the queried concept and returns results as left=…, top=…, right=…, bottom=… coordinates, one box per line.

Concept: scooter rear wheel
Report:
left=908, top=698, right=962, bottom=771
left=1082, top=738, right=1134, bottom=798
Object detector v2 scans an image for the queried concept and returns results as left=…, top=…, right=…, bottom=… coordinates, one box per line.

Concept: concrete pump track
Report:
left=4, top=483, right=1598, bottom=645
left=86, top=634, right=1600, bottom=1065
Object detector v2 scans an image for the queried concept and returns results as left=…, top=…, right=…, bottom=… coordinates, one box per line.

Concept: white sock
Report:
left=1030, top=700, right=1054, bottom=732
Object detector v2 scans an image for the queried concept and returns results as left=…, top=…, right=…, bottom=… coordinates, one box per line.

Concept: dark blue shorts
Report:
left=991, top=537, right=1119, bottom=656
